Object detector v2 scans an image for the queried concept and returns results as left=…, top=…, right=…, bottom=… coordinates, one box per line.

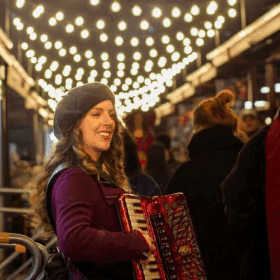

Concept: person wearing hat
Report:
left=27, top=83, right=155, bottom=279
left=239, top=108, right=261, bottom=139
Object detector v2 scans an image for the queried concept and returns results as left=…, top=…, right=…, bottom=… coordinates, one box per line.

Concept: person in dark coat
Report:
left=145, top=141, right=172, bottom=194
left=165, top=89, right=246, bottom=280
left=221, top=108, right=280, bottom=280
left=123, top=128, right=161, bottom=197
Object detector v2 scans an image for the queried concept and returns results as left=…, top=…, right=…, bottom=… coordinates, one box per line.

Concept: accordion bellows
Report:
left=117, top=193, right=207, bottom=280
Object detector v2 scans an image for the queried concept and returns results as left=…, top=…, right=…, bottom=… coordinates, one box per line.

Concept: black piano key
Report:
left=132, top=202, right=141, bottom=207
left=136, top=219, right=147, bottom=224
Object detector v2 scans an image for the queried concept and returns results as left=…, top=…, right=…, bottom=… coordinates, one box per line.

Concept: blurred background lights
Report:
left=101, top=52, right=109, bottom=61
left=171, top=7, right=181, bottom=18
left=184, top=13, right=193, bottom=22
left=140, top=20, right=149, bottom=30
left=44, top=41, right=52, bottom=49
left=228, top=0, right=237, bottom=5
left=75, top=16, right=84, bottom=26
left=133, top=52, right=141, bottom=60
left=190, top=5, right=200, bottom=15
left=40, top=34, right=48, bottom=42
left=118, top=21, right=127, bottom=31
left=161, top=35, right=170, bottom=44
left=205, top=21, right=212, bottom=29
left=152, top=7, right=162, bottom=18
left=97, top=19, right=105, bottom=29
left=111, top=1, right=121, bottom=12
left=228, top=8, right=237, bottom=17
left=132, top=5, right=142, bottom=16
left=146, top=37, right=154, bottom=46
left=49, top=17, right=57, bottom=26
left=81, top=29, right=90, bottom=38
left=90, top=0, right=100, bottom=6
left=162, top=17, right=172, bottom=27
left=66, top=24, right=74, bottom=33
left=207, top=1, right=218, bottom=15
left=176, top=31, right=184, bottom=41
left=54, top=41, right=62, bottom=49
left=150, top=49, right=158, bottom=57
left=85, top=50, right=93, bottom=58
left=56, top=11, right=64, bottom=21
left=70, top=46, right=77, bottom=54
left=131, top=37, right=139, bottom=47
left=100, top=33, right=108, bottom=42
left=16, top=0, right=25, bottom=8
left=115, top=36, right=124, bottom=46
left=207, top=29, right=215, bottom=37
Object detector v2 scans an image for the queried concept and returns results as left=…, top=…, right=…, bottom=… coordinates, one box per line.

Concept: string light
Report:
left=12, top=0, right=237, bottom=115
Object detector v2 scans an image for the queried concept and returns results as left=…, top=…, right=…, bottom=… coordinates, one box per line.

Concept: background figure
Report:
left=165, top=90, right=245, bottom=280
left=239, top=108, right=261, bottom=139
left=155, top=134, right=180, bottom=175
left=145, top=141, right=172, bottom=195
left=220, top=108, right=280, bottom=280
left=123, top=128, right=161, bottom=197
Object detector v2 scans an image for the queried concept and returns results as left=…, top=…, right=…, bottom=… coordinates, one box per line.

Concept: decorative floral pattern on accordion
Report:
left=164, top=200, right=207, bottom=279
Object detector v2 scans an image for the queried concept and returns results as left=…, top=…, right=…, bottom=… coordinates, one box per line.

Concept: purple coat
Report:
left=51, top=168, right=149, bottom=279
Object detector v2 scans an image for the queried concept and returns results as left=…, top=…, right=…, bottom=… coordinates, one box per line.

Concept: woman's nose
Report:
left=103, top=113, right=114, bottom=125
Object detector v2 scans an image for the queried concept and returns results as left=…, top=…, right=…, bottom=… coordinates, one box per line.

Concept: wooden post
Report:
left=247, top=67, right=257, bottom=108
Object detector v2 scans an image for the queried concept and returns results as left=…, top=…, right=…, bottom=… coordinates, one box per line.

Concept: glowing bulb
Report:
left=75, top=16, right=84, bottom=26
left=228, top=0, right=237, bottom=6
left=115, top=36, right=124, bottom=46
left=118, top=63, right=125, bottom=70
left=152, top=7, right=162, bottom=18
left=13, top=17, right=21, bottom=25
left=228, top=8, right=237, bottom=17
left=103, top=62, right=110, bottom=69
left=104, top=70, right=111, bottom=78
left=111, top=1, right=121, bottom=12
left=35, top=64, right=42, bottom=71
left=90, top=0, right=100, bottom=6
left=55, top=41, right=63, bottom=49
left=96, top=19, right=105, bottom=29
left=81, top=29, right=90, bottom=38
left=40, top=34, right=48, bottom=42
left=30, top=33, right=37, bottom=40
left=21, top=42, right=28, bottom=50
left=191, top=27, right=198, bottom=36
left=132, top=5, right=142, bottom=16
left=88, top=58, right=96, bottom=66
left=101, top=52, right=109, bottom=61
left=117, top=53, right=125, bottom=61
left=207, top=29, right=215, bottom=37
left=162, top=17, right=171, bottom=28
left=70, top=46, right=77, bottom=54
left=190, top=5, right=200, bottom=15
left=26, top=26, right=34, bottom=34
left=184, top=46, right=193, bottom=54
left=49, top=17, right=57, bottom=26
left=196, top=38, right=204, bottom=46
left=74, top=54, right=81, bottom=62
left=114, top=78, right=121, bottom=86
left=215, top=21, right=222, bottom=29
left=166, top=44, right=175, bottom=53
left=161, top=35, right=170, bottom=44
left=207, top=1, right=218, bottom=15
left=131, top=37, right=139, bottom=47
left=56, top=11, right=64, bottom=21
left=149, top=49, right=158, bottom=57
left=100, top=33, right=108, bottom=42
left=146, top=37, right=154, bottom=46
left=59, top=49, right=67, bottom=57
left=66, top=24, right=74, bottom=33
left=183, top=38, right=191, bottom=46
left=184, top=13, right=193, bottom=22
left=133, top=52, right=141, bottom=60
left=171, top=7, right=181, bottom=18
left=16, top=0, right=25, bottom=8
left=176, top=31, right=184, bottom=41
left=198, top=30, right=206, bottom=38
left=140, top=20, right=149, bottom=30
left=118, top=21, right=127, bottom=31
left=132, top=62, right=140, bottom=69
left=205, top=21, right=212, bottom=29
left=117, top=70, right=124, bottom=77
left=85, top=50, right=93, bottom=58
left=30, top=57, right=37, bottom=64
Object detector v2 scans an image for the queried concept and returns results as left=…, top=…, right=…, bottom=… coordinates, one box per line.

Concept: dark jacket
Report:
left=165, top=125, right=244, bottom=280
left=129, top=171, right=161, bottom=197
left=51, top=168, right=149, bottom=280
left=221, top=125, right=271, bottom=280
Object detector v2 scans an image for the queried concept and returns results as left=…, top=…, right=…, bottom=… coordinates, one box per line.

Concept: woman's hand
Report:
left=136, top=229, right=156, bottom=266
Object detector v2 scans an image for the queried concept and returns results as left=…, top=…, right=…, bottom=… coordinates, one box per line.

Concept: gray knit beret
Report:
left=53, top=82, right=115, bottom=140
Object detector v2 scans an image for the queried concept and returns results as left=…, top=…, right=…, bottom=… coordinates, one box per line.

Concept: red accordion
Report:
left=117, top=193, right=207, bottom=280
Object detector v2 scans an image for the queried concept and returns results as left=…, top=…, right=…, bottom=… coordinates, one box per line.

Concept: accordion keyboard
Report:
left=125, top=197, right=161, bottom=280
left=117, top=193, right=207, bottom=280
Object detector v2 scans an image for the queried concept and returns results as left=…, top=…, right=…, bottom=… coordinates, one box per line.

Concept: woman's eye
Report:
left=92, top=114, right=100, bottom=117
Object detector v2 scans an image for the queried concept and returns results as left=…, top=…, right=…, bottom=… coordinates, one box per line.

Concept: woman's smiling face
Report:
left=79, top=100, right=116, bottom=161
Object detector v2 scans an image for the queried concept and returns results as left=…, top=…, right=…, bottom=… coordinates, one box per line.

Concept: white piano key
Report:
left=126, top=205, right=143, bottom=211
left=142, top=269, right=161, bottom=277
left=124, top=198, right=142, bottom=204
left=127, top=210, right=145, bottom=217
left=129, top=215, right=147, bottom=223
left=139, top=254, right=156, bottom=263
left=142, top=276, right=161, bottom=280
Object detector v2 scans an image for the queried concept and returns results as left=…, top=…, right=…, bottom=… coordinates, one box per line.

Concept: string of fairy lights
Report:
left=12, top=0, right=239, bottom=117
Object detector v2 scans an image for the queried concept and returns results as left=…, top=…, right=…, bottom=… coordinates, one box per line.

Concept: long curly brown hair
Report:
left=24, top=114, right=131, bottom=241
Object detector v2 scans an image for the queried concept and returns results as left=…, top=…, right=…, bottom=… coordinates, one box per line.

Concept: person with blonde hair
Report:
left=25, top=83, right=155, bottom=280
left=165, top=89, right=245, bottom=280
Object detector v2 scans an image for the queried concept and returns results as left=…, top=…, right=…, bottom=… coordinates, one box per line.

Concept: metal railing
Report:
left=0, top=233, right=43, bottom=280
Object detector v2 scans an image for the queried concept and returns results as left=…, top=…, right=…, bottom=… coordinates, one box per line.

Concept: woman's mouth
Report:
left=98, top=132, right=111, bottom=140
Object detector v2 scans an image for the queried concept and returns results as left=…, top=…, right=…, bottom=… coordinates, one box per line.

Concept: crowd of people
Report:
left=12, top=82, right=278, bottom=279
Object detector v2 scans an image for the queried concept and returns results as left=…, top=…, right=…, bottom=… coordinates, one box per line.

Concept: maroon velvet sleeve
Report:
left=51, top=168, right=149, bottom=263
